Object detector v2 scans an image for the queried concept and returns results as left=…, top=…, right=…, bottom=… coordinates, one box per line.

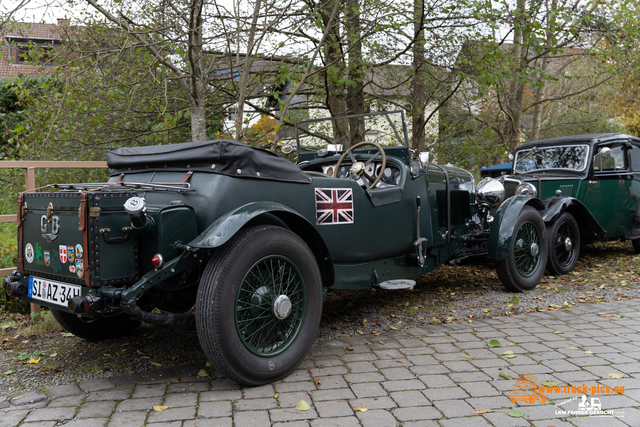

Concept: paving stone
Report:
left=45, top=384, right=84, bottom=398
left=167, top=382, right=210, bottom=393
left=76, top=400, right=117, bottom=418
left=184, top=417, right=232, bottom=427
left=233, top=410, right=270, bottom=427
left=480, top=412, right=531, bottom=427
left=314, top=400, right=353, bottom=417
left=199, top=390, right=243, bottom=401
left=234, top=397, right=279, bottom=411
left=391, top=405, right=441, bottom=421
left=344, top=372, right=386, bottom=383
left=270, top=407, right=318, bottom=422
left=419, top=374, right=456, bottom=388
left=346, top=361, right=378, bottom=373
left=107, top=411, right=148, bottom=426
left=132, top=384, right=167, bottom=398
left=77, top=379, right=114, bottom=392
left=163, top=392, right=198, bottom=407
left=116, top=396, right=163, bottom=412
left=315, top=375, right=348, bottom=389
left=432, top=399, right=475, bottom=417
left=309, top=416, right=360, bottom=427
left=348, top=396, right=397, bottom=410
left=48, top=395, right=86, bottom=407
left=60, top=418, right=108, bottom=427
left=464, top=395, right=513, bottom=410
left=457, top=382, right=501, bottom=397
left=422, top=387, right=469, bottom=401
left=350, top=382, right=389, bottom=398
left=85, top=388, right=132, bottom=401
left=309, top=366, right=349, bottom=377
left=24, top=407, right=76, bottom=422
left=242, top=384, right=275, bottom=399
left=380, top=367, right=416, bottom=380
left=198, top=400, right=233, bottom=417
left=8, top=390, right=47, bottom=406
left=390, top=390, right=431, bottom=407
left=274, top=381, right=316, bottom=393
left=0, top=409, right=29, bottom=427
left=355, top=408, right=398, bottom=427
left=109, top=372, right=146, bottom=387
left=146, top=406, right=196, bottom=423
left=310, top=388, right=355, bottom=401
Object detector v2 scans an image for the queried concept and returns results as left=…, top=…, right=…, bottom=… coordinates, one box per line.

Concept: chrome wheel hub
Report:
left=564, top=237, right=573, bottom=252
left=530, top=242, right=539, bottom=257
left=272, top=295, right=292, bottom=319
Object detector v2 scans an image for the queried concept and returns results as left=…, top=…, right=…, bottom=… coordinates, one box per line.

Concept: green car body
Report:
left=485, top=133, right=640, bottom=276
left=5, top=111, right=547, bottom=385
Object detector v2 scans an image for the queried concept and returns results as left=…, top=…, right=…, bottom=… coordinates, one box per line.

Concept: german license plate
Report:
left=28, top=277, right=82, bottom=308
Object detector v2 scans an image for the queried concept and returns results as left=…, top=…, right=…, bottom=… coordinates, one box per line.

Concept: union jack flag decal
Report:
left=315, top=188, right=354, bottom=225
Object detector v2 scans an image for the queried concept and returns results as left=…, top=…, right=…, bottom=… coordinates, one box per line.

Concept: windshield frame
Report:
left=513, top=144, right=591, bottom=174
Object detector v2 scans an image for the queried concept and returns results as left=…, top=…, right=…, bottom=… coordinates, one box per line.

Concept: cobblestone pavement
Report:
left=2, top=299, right=640, bottom=427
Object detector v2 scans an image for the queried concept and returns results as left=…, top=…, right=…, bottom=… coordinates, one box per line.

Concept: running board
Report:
left=378, top=279, right=416, bottom=290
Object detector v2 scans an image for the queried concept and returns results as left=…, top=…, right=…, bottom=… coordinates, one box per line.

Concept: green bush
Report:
left=0, top=223, right=17, bottom=270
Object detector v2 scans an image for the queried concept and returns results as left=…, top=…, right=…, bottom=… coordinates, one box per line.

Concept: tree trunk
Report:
left=530, top=0, right=556, bottom=142
left=506, top=0, right=526, bottom=152
left=345, top=0, right=365, bottom=146
left=188, top=0, right=207, bottom=141
left=411, top=0, right=427, bottom=151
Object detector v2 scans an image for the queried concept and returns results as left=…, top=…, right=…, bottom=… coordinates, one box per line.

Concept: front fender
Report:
left=488, top=195, right=545, bottom=261
left=541, top=196, right=608, bottom=242
left=189, top=202, right=305, bottom=248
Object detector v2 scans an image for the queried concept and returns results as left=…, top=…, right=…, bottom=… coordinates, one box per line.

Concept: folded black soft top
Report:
left=107, top=140, right=311, bottom=184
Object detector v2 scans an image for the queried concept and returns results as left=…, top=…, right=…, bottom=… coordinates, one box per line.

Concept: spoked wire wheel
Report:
left=513, top=221, right=542, bottom=278
left=235, top=255, right=307, bottom=357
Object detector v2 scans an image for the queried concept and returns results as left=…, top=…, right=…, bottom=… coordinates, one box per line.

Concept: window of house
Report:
left=9, top=39, right=55, bottom=65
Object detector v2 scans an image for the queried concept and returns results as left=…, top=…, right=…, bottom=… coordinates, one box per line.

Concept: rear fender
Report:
left=542, top=196, right=608, bottom=242
left=488, top=195, right=545, bottom=261
left=189, top=202, right=334, bottom=287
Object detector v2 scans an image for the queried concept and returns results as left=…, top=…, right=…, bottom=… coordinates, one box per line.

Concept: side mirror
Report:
left=508, top=153, right=514, bottom=161
left=599, top=147, right=611, bottom=158
left=419, top=152, right=430, bottom=167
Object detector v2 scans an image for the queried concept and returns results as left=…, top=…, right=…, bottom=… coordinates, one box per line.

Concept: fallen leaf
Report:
left=153, top=405, right=169, bottom=412
left=461, top=354, right=475, bottom=359
left=508, top=409, right=525, bottom=418
left=499, top=372, right=512, bottom=380
left=4, top=370, right=16, bottom=375
left=502, top=350, right=514, bottom=355
left=295, top=400, right=311, bottom=411
left=566, top=347, right=580, bottom=350
left=11, top=395, right=24, bottom=401
left=27, top=358, right=40, bottom=364
left=584, top=350, right=593, bottom=354
left=356, top=330, right=364, bottom=334
left=206, top=361, right=212, bottom=367
left=150, top=362, right=162, bottom=367
left=21, top=340, right=29, bottom=344
left=379, top=341, right=385, bottom=344
left=473, top=408, right=494, bottom=414
left=170, top=379, right=180, bottom=384
left=356, top=407, right=368, bottom=412
left=488, top=339, right=501, bottom=348
left=512, top=295, right=520, bottom=303
left=314, top=378, right=321, bottom=387
left=553, top=331, right=564, bottom=334
left=346, top=347, right=354, bottom=351
left=389, top=326, right=397, bottom=330
left=608, top=373, right=624, bottom=379
left=398, top=360, right=406, bottom=363
left=197, top=369, right=209, bottom=378
left=542, top=381, right=559, bottom=387
left=49, top=352, right=57, bottom=358
left=274, top=393, right=279, bottom=399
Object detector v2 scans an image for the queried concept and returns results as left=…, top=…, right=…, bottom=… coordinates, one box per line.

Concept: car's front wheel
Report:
left=195, top=225, right=322, bottom=386
left=547, top=212, right=580, bottom=275
left=51, top=309, right=141, bottom=341
left=496, top=206, right=548, bottom=292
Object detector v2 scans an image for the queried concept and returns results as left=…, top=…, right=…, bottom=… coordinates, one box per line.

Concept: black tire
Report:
left=547, top=212, right=581, bottom=275
left=496, top=206, right=548, bottom=292
left=195, top=225, right=322, bottom=386
left=633, top=239, right=640, bottom=254
left=51, top=309, right=141, bottom=341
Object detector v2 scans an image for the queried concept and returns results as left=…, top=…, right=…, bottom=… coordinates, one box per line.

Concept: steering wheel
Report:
left=332, top=141, right=386, bottom=190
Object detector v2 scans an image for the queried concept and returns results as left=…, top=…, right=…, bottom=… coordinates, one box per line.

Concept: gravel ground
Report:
left=0, top=240, right=638, bottom=394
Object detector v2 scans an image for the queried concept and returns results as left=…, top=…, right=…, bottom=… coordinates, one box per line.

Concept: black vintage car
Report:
left=5, top=111, right=548, bottom=385
left=479, top=133, right=640, bottom=275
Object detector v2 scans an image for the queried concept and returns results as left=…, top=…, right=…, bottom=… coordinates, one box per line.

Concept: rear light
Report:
left=151, top=254, right=164, bottom=269
left=3, top=277, right=26, bottom=297
left=82, top=294, right=104, bottom=311
left=68, top=296, right=85, bottom=313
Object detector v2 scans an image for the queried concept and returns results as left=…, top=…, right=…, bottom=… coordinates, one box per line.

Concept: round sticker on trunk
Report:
left=25, top=243, right=34, bottom=263
left=75, top=244, right=83, bottom=259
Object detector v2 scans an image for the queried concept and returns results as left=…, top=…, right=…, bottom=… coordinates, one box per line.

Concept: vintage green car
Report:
left=4, top=111, right=547, bottom=385
left=483, top=133, right=640, bottom=275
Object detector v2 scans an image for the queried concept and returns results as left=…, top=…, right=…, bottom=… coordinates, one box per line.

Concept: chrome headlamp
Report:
left=476, top=177, right=505, bottom=208
left=515, top=182, right=538, bottom=198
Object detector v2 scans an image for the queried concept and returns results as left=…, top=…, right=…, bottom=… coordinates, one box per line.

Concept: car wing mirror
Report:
left=599, top=147, right=611, bottom=158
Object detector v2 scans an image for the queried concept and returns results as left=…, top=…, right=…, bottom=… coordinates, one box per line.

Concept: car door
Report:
left=581, top=141, right=634, bottom=237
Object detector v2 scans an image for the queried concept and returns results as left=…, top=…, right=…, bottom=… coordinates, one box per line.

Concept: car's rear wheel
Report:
left=547, top=212, right=580, bottom=275
left=51, top=309, right=140, bottom=341
left=195, top=225, right=322, bottom=386
left=496, top=206, right=548, bottom=292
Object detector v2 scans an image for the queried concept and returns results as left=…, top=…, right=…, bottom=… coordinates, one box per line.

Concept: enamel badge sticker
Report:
left=59, top=245, right=67, bottom=264
left=315, top=188, right=354, bottom=225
